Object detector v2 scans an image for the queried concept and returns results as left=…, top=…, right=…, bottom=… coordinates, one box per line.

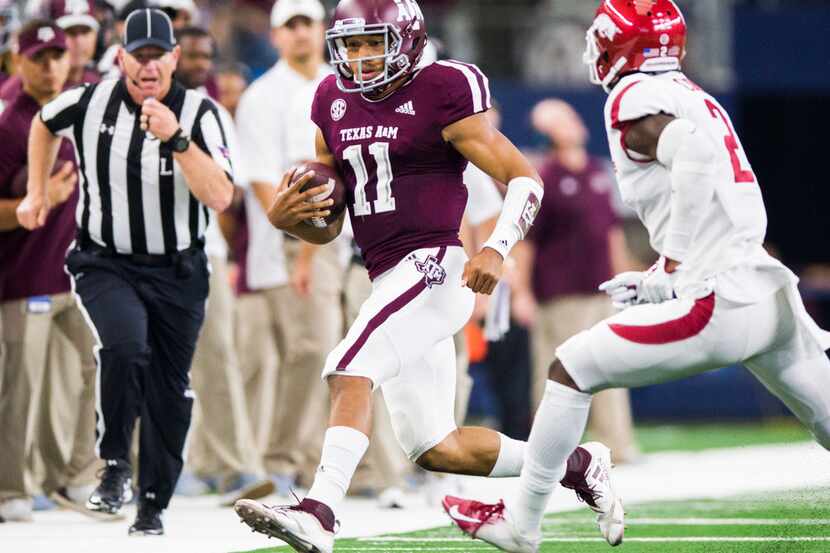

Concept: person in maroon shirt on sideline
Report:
left=514, top=98, right=640, bottom=463
left=0, top=0, right=101, bottom=103
left=0, top=20, right=100, bottom=523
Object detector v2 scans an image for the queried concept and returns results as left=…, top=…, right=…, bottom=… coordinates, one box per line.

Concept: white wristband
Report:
left=482, top=176, right=544, bottom=259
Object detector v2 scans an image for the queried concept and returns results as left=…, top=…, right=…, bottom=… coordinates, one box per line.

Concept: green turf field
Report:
left=237, top=488, right=830, bottom=553
left=630, top=419, right=811, bottom=453
left=235, top=422, right=820, bottom=553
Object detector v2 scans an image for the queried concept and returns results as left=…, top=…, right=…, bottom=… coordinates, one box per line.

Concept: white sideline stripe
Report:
left=358, top=537, right=830, bottom=543
left=65, top=248, right=106, bottom=458
left=544, top=517, right=830, bottom=526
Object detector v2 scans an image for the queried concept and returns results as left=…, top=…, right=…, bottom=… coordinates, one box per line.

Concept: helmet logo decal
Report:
left=594, top=14, right=621, bottom=40
left=331, top=99, right=347, bottom=121
left=393, top=0, right=424, bottom=30
left=393, top=0, right=424, bottom=23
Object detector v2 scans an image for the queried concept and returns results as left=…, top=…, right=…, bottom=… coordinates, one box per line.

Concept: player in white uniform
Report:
left=443, top=1, right=830, bottom=552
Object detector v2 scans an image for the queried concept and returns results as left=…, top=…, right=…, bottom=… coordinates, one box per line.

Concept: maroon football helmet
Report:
left=583, top=0, right=687, bottom=92
left=326, top=0, right=427, bottom=94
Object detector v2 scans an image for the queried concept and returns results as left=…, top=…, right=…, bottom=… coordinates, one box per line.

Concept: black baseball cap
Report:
left=123, top=8, right=176, bottom=53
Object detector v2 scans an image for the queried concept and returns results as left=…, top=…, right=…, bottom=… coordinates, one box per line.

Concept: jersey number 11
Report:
left=343, top=142, right=397, bottom=216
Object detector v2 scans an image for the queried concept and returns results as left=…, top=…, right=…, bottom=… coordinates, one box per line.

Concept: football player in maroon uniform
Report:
left=234, top=1, right=616, bottom=551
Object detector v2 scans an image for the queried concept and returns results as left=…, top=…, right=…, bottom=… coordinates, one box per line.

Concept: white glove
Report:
left=599, top=257, right=678, bottom=309
left=598, top=271, right=644, bottom=310
left=638, top=257, right=677, bottom=304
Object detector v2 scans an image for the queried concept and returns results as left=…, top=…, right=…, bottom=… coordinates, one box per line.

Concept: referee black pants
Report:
left=66, top=246, right=209, bottom=510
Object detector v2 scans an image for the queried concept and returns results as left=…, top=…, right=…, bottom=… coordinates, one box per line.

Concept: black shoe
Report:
left=87, top=459, right=133, bottom=515
left=128, top=502, right=164, bottom=536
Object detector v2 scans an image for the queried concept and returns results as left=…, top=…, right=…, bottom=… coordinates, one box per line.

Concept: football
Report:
left=292, top=161, right=346, bottom=228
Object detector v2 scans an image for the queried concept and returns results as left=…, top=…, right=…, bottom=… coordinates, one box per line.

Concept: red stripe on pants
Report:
left=608, top=293, right=715, bottom=345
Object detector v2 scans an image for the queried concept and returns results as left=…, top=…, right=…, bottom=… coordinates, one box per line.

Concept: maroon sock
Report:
left=298, top=498, right=336, bottom=532
left=561, top=446, right=592, bottom=488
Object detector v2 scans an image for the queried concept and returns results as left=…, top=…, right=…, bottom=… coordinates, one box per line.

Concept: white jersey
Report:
left=235, top=60, right=331, bottom=289
left=605, top=71, right=794, bottom=304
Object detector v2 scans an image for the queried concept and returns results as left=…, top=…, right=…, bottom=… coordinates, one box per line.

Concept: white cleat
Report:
left=562, top=441, right=625, bottom=546
left=234, top=499, right=336, bottom=553
left=442, top=495, right=540, bottom=553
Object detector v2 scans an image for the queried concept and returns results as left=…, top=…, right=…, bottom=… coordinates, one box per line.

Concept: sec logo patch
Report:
left=331, top=99, right=347, bottom=121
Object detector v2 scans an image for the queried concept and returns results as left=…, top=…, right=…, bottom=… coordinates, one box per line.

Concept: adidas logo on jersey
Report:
left=395, top=100, right=416, bottom=116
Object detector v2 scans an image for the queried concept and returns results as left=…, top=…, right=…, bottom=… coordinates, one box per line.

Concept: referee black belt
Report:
left=80, top=242, right=202, bottom=267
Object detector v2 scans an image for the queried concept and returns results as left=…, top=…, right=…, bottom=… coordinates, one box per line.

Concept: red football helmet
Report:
left=326, top=0, right=428, bottom=94
left=583, top=0, right=687, bottom=92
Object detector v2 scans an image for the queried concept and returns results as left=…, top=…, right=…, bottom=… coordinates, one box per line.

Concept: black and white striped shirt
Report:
left=40, top=79, right=233, bottom=255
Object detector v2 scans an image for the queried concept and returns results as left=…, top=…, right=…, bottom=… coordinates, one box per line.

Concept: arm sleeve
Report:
left=192, top=101, right=234, bottom=181
left=236, top=85, right=283, bottom=185
left=435, top=60, right=492, bottom=129
left=463, top=163, right=502, bottom=226
left=40, top=85, right=89, bottom=138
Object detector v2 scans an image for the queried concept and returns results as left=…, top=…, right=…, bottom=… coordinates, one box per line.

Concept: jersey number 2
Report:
left=343, top=143, right=396, bottom=216
left=704, top=99, right=755, bottom=184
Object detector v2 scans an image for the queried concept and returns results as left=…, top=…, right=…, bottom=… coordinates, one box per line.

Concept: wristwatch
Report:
left=165, top=128, right=190, bottom=153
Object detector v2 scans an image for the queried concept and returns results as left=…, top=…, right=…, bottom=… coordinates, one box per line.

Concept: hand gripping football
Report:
left=292, top=161, right=346, bottom=228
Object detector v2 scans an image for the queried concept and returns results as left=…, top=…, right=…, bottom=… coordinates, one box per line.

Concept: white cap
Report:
left=270, top=0, right=325, bottom=28
left=57, top=13, right=100, bottom=32
left=53, top=0, right=100, bottom=32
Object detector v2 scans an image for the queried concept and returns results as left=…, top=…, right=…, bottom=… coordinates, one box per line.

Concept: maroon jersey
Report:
left=311, top=60, right=492, bottom=279
left=0, top=75, right=23, bottom=103
left=528, top=156, right=619, bottom=301
left=0, top=92, right=78, bottom=302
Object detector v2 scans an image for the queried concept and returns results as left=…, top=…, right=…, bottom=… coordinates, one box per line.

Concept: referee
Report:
left=17, top=9, right=233, bottom=536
